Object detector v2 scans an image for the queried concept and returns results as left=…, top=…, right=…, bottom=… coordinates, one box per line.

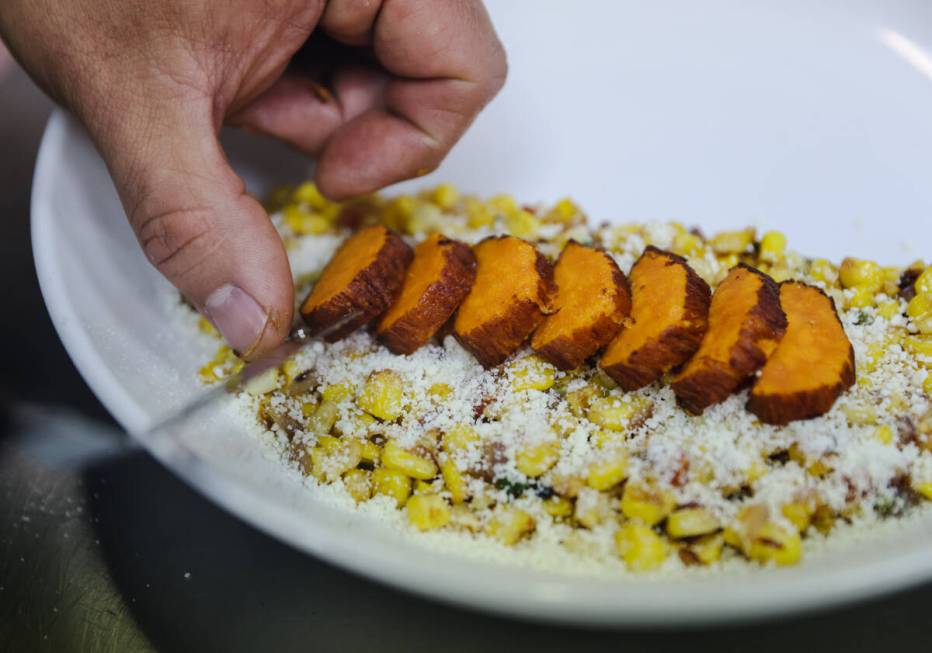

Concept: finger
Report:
left=314, top=0, right=507, bottom=199
left=94, top=95, right=294, bottom=358
left=319, top=0, right=384, bottom=46
left=229, top=64, right=387, bottom=156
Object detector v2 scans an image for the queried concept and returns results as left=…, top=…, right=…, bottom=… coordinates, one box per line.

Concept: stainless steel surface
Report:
left=3, top=59, right=932, bottom=652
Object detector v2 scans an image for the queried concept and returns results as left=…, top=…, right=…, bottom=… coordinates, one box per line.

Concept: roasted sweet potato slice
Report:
left=301, top=225, right=412, bottom=341
left=376, top=234, right=477, bottom=354
left=453, top=236, right=555, bottom=367
left=671, top=264, right=787, bottom=413
left=747, top=282, right=855, bottom=425
left=599, top=247, right=711, bottom=390
left=530, top=241, right=631, bottom=370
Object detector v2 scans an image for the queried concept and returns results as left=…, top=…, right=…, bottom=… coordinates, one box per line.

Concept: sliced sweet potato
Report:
left=530, top=241, right=631, bottom=370
left=453, top=236, right=555, bottom=367
left=376, top=234, right=477, bottom=355
left=300, top=225, right=412, bottom=341
left=747, top=282, right=855, bottom=425
left=599, top=246, right=711, bottom=391
left=671, top=264, right=787, bottom=414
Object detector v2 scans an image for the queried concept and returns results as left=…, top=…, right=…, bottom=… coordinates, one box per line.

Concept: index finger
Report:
left=314, top=0, right=507, bottom=199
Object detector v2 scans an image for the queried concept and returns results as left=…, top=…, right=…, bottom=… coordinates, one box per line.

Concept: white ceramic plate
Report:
left=32, top=0, right=932, bottom=626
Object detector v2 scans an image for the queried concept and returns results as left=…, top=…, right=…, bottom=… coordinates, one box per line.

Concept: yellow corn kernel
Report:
left=510, top=356, right=556, bottom=392
left=924, top=374, right=932, bottom=396
left=360, top=440, right=381, bottom=465
left=550, top=473, right=586, bottom=499
left=428, top=382, right=453, bottom=398
left=614, top=522, right=668, bottom=571
left=915, top=267, right=932, bottom=295
left=882, top=266, right=903, bottom=296
left=843, top=404, right=877, bottom=426
left=807, top=458, right=833, bottom=477
left=488, top=194, right=519, bottom=216
left=847, top=286, right=877, bottom=309
left=874, top=425, right=895, bottom=446
left=515, top=440, right=561, bottom=478
left=442, top=424, right=480, bottom=452
left=565, top=385, right=602, bottom=417
left=405, top=203, right=444, bottom=235
left=666, top=507, right=720, bottom=538
left=343, top=469, right=372, bottom=503
left=904, top=335, right=932, bottom=361
left=759, top=230, right=787, bottom=263
left=839, top=257, right=884, bottom=293
left=465, top=197, right=494, bottom=228
left=744, top=522, right=802, bottom=566
left=357, top=370, right=404, bottom=421
left=544, top=197, right=581, bottom=223
left=691, top=533, right=725, bottom=565
left=486, top=506, right=536, bottom=546
left=301, top=402, right=318, bottom=418
left=292, top=181, right=329, bottom=209
left=710, top=228, right=755, bottom=255
left=321, top=382, right=354, bottom=403
left=197, top=345, right=244, bottom=384
left=372, top=468, right=412, bottom=507
left=877, top=300, right=901, bottom=320
left=907, top=293, right=932, bottom=319
left=440, top=459, right=470, bottom=504
left=586, top=450, right=630, bottom=490
left=672, top=232, right=702, bottom=257
left=542, top=495, right=573, bottom=518
left=430, top=183, right=459, bottom=211
left=619, top=481, right=677, bottom=526
left=504, top=208, right=541, bottom=239
left=591, top=429, right=626, bottom=449
left=406, top=494, right=451, bottom=530
left=914, top=482, right=932, bottom=500
left=808, top=258, right=838, bottom=286
left=197, top=316, right=218, bottom=337
left=574, top=488, right=612, bottom=528
left=309, top=438, right=362, bottom=483
left=382, top=440, right=437, bottom=480
left=913, top=312, right=932, bottom=335
left=781, top=501, right=815, bottom=532
left=587, top=396, right=651, bottom=432
left=306, top=400, right=340, bottom=435
left=282, top=204, right=330, bottom=236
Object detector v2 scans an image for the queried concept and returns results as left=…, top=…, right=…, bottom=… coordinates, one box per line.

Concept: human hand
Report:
left=0, top=0, right=506, bottom=357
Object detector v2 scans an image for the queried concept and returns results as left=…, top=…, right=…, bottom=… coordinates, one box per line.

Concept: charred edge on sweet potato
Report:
left=453, top=236, right=555, bottom=368
left=599, top=246, right=712, bottom=391
left=300, top=225, right=413, bottom=341
left=376, top=235, right=477, bottom=355
left=531, top=241, right=631, bottom=370
left=672, top=264, right=787, bottom=414
left=747, top=281, right=856, bottom=425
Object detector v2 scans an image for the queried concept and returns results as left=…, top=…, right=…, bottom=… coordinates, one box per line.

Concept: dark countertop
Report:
left=2, top=64, right=932, bottom=653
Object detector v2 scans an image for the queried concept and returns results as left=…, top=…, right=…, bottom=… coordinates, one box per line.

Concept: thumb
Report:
left=94, top=99, right=294, bottom=358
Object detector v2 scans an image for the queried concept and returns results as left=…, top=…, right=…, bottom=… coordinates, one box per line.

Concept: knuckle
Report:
left=136, top=206, right=223, bottom=278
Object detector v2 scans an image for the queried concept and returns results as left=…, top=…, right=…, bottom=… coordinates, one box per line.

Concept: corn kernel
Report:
left=515, top=440, right=561, bottom=478
left=197, top=316, right=218, bottom=337
left=372, top=468, right=412, bottom=507
left=504, top=209, right=541, bottom=239
left=244, top=367, right=281, bottom=396
left=542, top=495, right=573, bottom=518
left=914, top=482, right=932, bottom=500
left=925, top=374, right=932, bottom=396
left=406, top=494, right=451, bottom=530
left=913, top=313, right=932, bottom=335
left=843, top=404, right=877, bottom=426
left=904, top=335, right=932, bottom=360
left=306, top=400, right=340, bottom=435
left=744, top=522, right=802, bottom=566
left=282, top=204, right=330, bottom=235
left=430, top=183, right=460, bottom=210
left=406, top=203, right=444, bottom=235
left=877, top=300, right=901, bottom=320
left=759, top=230, right=787, bottom=263
left=488, top=194, right=519, bottom=216
left=691, top=533, right=725, bottom=565
left=565, top=385, right=602, bottom=417
left=666, top=507, right=720, bottom=538
left=710, top=228, right=755, bottom=255
left=907, top=293, right=932, bottom=319
left=509, top=356, right=556, bottom=392
left=301, top=402, right=318, bottom=418
left=486, top=506, right=535, bottom=545
left=544, top=197, right=581, bottom=223
left=197, top=345, right=243, bottom=384
left=586, top=450, right=630, bottom=490
left=591, top=429, right=626, bottom=449
left=343, top=469, right=372, bottom=503
left=808, top=258, right=838, bottom=286
left=839, top=257, right=884, bottom=293
left=357, top=370, right=404, bottom=421
left=916, top=267, right=932, bottom=295
left=574, top=487, right=612, bottom=528
left=619, top=481, right=677, bottom=526
left=847, top=287, right=877, bottom=309
left=382, top=440, right=437, bottom=480
left=309, top=438, right=362, bottom=482
left=672, top=232, right=702, bottom=257
left=781, top=501, right=814, bottom=532
left=614, top=522, right=668, bottom=571
left=874, top=425, right=895, bottom=446
left=442, top=424, right=480, bottom=452
left=382, top=196, right=416, bottom=231
left=428, top=383, right=453, bottom=398
left=292, top=181, right=329, bottom=209
left=440, top=459, right=470, bottom=504
left=465, top=197, right=494, bottom=228
left=587, top=396, right=651, bottom=431
left=321, top=382, right=354, bottom=403
left=360, top=440, right=381, bottom=465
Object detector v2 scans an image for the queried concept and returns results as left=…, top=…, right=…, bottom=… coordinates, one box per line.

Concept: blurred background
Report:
left=2, top=30, right=932, bottom=653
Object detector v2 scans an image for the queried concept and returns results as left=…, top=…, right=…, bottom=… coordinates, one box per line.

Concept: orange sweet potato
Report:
left=530, top=241, right=631, bottom=370
left=599, top=247, right=711, bottom=391
left=453, top=236, right=555, bottom=367
left=671, top=264, right=787, bottom=414
left=747, top=282, right=855, bottom=425
left=300, top=225, right=412, bottom=341
left=376, top=234, right=477, bottom=355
